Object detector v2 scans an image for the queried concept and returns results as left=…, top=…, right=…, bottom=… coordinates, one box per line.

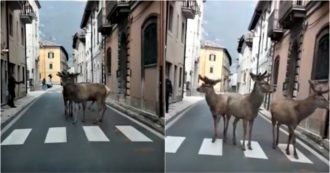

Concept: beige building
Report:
left=1, top=1, right=36, bottom=104
left=269, top=1, right=329, bottom=139
left=165, top=0, right=199, bottom=102
left=199, top=41, right=232, bottom=93
left=101, top=1, right=166, bottom=116
left=39, top=40, right=68, bottom=84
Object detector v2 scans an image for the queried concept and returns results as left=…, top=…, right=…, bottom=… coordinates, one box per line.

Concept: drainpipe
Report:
left=256, top=12, right=263, bottom=74
left=182, top=17, right=188, bottom=100
left=24, top=22, right=27, bottom=94
left=90, top=11, right=94, bottom=83
left=5, top=2, right=10, bottom=103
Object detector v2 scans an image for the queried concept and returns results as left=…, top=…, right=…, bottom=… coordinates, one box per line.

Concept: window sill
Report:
left=144, top=64, right=157, bottom=68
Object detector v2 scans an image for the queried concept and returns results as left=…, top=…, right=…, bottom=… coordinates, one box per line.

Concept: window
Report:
left=179, top=67, right=182, bottom=87
left=49, top=63, right=53, bottom=69
left=312, top=26, right=329, bottom=80
left=106, top=48, right=111, bottom=74
left=209, top=54, right=216, bottom=61
left=142, top=16, right=157, bottom=66
left=181, top=22, right=185, bottom=43
left=9, top=13, right=13, bottom=36
left=273, top=56, right=280, bottom=88
left=168, top=5, right=173, bottom=31
left=32, top=69, right=34, bottom=74
left=22, top=67, right=25, bottom=82
left=48, top=52, right=54, bottom=59
left=21, top=27, right=24, bottom=45
left=210, top=67, right=213, bottom=73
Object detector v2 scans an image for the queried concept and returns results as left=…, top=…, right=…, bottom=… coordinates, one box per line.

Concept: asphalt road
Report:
left=1, top=89, right=164, bottom=172
left=166, top=100, right=329, bottom=172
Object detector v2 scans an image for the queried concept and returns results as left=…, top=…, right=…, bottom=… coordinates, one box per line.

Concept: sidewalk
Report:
left=259, top=107, right=329, bottom=160
left=1, top=85, right=62, bottom=125
left=165, top=96, right=203, bottom=123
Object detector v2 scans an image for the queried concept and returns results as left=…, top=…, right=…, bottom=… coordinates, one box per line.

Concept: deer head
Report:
left=197, top=75, right=221, bottom=93
left=250, top=71, right=274, bottom=93
left=309, top=80, right=329, bottom=110
left=57, top=71, right=80, bottom=85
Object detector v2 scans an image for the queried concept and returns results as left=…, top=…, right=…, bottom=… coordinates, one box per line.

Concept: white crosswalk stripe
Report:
left=165, top=136, right=185, bottom=153
left=1, top=129, right=32, bottom=145
left=116, top=125, right=152, bottom=142
left=44, top=127, right=67, bottom=143
left=82, top=126, right=110, bottom=142
left=240, top=140, right=268, bottom=159
left=278, top=143, right=313, bottom=164
left=198, top=138, right=222, bottom=156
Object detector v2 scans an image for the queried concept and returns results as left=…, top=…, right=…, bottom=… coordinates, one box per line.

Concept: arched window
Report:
left=107, top=48, right=111, bottom=74
left=312, top=26, right=329, bottom=80
left=273, top=56, right=280, bottom=88
left=142, top=16, right=157, bottom=67
left=48, top=52, right=54, bottom=59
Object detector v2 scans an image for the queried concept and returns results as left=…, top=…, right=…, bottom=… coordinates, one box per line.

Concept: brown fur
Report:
left=270, top=80, right=328, bottom=159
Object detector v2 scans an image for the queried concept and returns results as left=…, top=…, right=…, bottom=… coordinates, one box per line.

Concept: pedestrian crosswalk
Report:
left=1, top=125, right=153, bottom=145
left=165, top=136, right=314, bottom=164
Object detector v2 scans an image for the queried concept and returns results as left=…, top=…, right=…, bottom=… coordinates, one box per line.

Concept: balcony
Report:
left=107, top=0, right=130, bottom=24
left=279, top=0, right=306, bottom=29
left=182, top=0, right=198, bottom=19
left=98, top=8, right=112, bottom=36
left=20, top=3, right=35, bottom=24
left=244, top=32, right=253, bottom=47
left=268, top=9, right=284, bottom=41
left=8, top=1, right=23, bottom=10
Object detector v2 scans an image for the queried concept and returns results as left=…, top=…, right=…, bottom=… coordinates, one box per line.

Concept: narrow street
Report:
left=165, top=100, right=329, bottom=172
left=1, top=88, right=164, bottom=172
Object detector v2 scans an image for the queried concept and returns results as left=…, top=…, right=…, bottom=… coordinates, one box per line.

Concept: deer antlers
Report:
left=309, top=80, right=329, bottom=95
left=199, top=75, right=221, bottom=85
left=250, top=71, right=271, bottom=80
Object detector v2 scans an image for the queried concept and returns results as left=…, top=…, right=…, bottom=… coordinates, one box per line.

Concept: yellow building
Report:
left=39, top=40, right=68, bottom=84
left=199, top=41, right=232, bottom=93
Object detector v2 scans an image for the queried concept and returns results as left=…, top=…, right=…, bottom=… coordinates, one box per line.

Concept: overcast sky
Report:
left=202, top=0, right=257, bottom=72
left=39, top=1, right=86, bottom=65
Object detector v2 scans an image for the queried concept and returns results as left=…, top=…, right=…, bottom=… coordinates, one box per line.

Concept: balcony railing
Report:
left=267, top=9, right=283, bottom=41
left=98, top=8, right=112, bottom=35
left=107, top=0, right=130, bottom=24
left=182, top=0, right=198, bottom=19
left=279, top=0, right=306, bottom=29
left=20, top=3, right=35, bottom=24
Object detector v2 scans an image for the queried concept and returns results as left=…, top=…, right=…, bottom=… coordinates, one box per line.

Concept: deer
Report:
left=57, top=71, right=111, bottom=124
left=227, top=71, right=274, bottom=150
left=270, top=80, right=329, bottom=159
left=197, top=75, right=241, bottom=143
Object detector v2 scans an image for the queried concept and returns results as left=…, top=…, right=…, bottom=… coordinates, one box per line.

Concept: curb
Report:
left=259, top=110, right=329, bottom=160
left=0, top=88, right=57, bottom=127
left=165, top=100, right=203, bottom=125
left=106, top=101, right=164, bottom=134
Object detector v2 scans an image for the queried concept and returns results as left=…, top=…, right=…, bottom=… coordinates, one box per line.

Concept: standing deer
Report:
left=197, top=75, right=239, bottom=143
left=270, top=80, right=329, bottom=159
left=227, top=71, right=273, bottom=150
left=57, top=72, right=111, bottom=124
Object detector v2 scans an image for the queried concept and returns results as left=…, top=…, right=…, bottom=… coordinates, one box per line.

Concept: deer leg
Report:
left=212, top=114, right=219, bottom=143
left=222, top=114, right=226, bottom=143
left=82, top=102, right=86, bottom=122
left=224, top=114, right=230, bottom=143
left=286, top=128, right=292, bottom=155
left=94, top=101, right=103, bottom=124
left=99, top=102, right=107, bottom=122
left=276, top=123, right=281, bottom=146
left=232, top=117, right=240, bottom=145
left=272, top=119, right=276, bottom=149
left=242, top=119, right=247, bottom=151
left=291, top=127, right=298, bottom=159
left=247, top=119, right=254, bottom=150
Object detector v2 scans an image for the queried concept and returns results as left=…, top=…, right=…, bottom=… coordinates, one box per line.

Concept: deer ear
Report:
left=56, top=72, right=62, bottom=77
left=250, top=73, right=257, bottom=81
left=198, top=75, right=205, bottom=81
left=309, top=80, right=317, bottom=93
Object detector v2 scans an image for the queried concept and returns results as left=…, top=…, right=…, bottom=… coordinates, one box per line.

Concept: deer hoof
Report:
left=241, top=146, right=246, bottom=151
left=81, top=120, right=85, bottom=122
left=233, top=141, right=236, bottom=145
left=99, top=119, right=103, bottom=122
left=93, top=121, right=98, bottom=124
left=286, top=149, right=290, bottom=155
left=272, top=144, right=276, bottom=149
left=294, top=153, right=298, bottom=159
left=212, top=137, right=216, bottom=143
left=223, top=139, right=227, bottom=143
